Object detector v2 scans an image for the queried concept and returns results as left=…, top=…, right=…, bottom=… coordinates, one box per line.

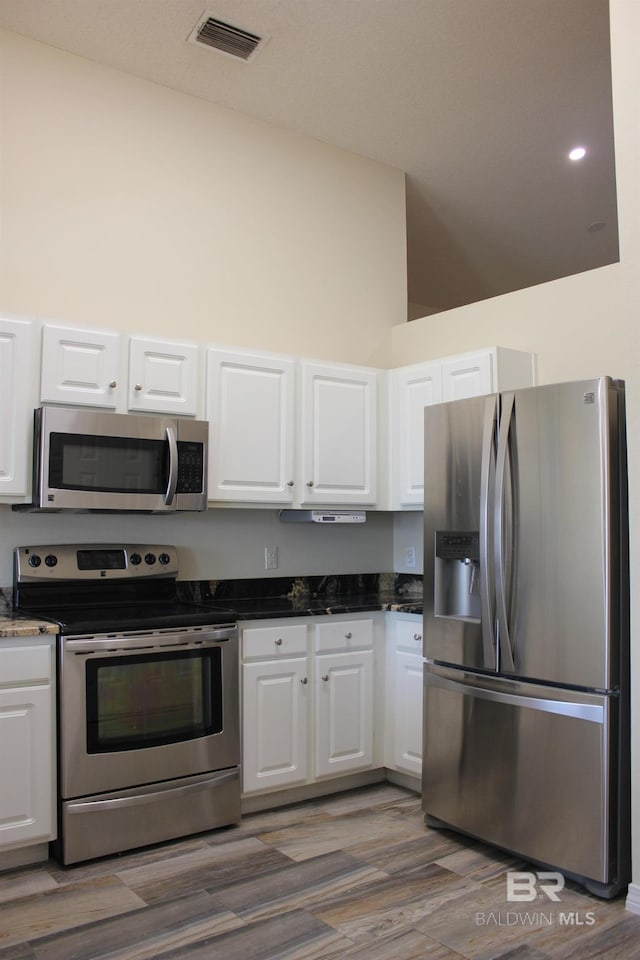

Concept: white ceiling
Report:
left=0, top=0, right=618, bottom=314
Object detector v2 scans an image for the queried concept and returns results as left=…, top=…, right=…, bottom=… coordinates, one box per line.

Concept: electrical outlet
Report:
left=264, top=546, right=278, bottom=570
left=405, top=546, right=416, bottom=569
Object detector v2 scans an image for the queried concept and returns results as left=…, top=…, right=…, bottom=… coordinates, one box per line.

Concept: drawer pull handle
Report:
left=345, top=632, right=352, bottom=639
left=321, top=674, right=329, bottom=682
left=274, top=638, right=283, bottom=646
left=413, top=633, right=422, bottom=642
left=300, top=676, right=308, bottom=685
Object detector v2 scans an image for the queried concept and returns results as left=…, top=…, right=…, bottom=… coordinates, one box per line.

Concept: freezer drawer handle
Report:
left=427, top=672, right=605, bottom=725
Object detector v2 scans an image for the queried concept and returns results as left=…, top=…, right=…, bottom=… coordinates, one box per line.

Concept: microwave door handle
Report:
left=164, top=426, right=178, bottom=505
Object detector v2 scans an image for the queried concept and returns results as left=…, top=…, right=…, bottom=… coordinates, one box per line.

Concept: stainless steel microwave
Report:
left=19, top=406, right=208, bottom=512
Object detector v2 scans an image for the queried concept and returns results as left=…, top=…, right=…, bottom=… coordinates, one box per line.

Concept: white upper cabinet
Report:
left=442, top=350, right=493, bottom=401
left=128, top=335, right=199, bottom=416
left=0, top=317, right=36, bottom=499
left=391, top=360, right=443, bottom=507
left=206, top=348, right=296, bottom=503
left=40, top=323, right=120, bottom=409
left=299, top=361, right=378, bottom=506
left=389, top=347, right=535, bottom=509
left=205, top=351, right=379, bottom=507
left=40, top=324, right=200, bottom=416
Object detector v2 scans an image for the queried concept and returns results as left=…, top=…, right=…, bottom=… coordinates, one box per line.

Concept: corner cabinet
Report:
left=206, top=350, right=379, bottom=508
left=0, top=637, right=56, bottom=852
left=389, top=346, right=536, bottom=508
left=385, top=615, right=423, bottom=779
left=0, top=316, right=36, bottom=499
left=241, top=615, right=380, bottom=798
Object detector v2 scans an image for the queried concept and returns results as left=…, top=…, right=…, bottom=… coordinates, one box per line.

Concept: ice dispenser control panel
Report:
left=435, top=531, right=479, bottom=562
left=434, top=531, right=481, bottom=621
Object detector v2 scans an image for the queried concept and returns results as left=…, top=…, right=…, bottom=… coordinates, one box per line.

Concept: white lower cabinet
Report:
left=315, top=649, right=373, bottom=777
left=241, top=616, right=378, bottom=797
left=385, top=616, right=424, bottom=778
left=0, top=638, right=56, bottom=852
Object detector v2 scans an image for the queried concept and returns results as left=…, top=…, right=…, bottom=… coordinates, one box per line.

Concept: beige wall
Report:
left=0, top=27, right=406, bottom=587
left=392, top=0, right=640, bottom=889
left=0, top=29, right=406, bottom=369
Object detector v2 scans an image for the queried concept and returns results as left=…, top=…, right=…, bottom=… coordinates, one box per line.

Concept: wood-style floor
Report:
left=1, top=783, right=639, bottom=960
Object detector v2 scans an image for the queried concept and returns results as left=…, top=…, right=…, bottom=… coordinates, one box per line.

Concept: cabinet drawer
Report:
left=314, top=618, right=373, bottom=653
left=0, top=645, right=52, bottom=686
left=242, top=623, right=308, bottom=660
left=394, top=619, right=423, bottom=652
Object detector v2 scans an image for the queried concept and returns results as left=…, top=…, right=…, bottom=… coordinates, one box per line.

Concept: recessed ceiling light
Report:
left=568, top=146, right=587, bottom=161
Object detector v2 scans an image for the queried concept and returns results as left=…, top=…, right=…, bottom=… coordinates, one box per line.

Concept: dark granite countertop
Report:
left=179, top=573, right=423, bottom=622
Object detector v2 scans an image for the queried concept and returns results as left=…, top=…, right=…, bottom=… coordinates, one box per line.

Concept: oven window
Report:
left=85, top=649, right=222, bottom=752
left=49, top=432, right=168, bottom=494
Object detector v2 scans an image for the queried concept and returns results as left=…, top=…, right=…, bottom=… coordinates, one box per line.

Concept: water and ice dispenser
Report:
left=434, top=531, right=481, bottom=621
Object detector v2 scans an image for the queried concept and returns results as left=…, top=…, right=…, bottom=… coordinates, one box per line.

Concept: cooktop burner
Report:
left=13, top=543, right=236, bottom=635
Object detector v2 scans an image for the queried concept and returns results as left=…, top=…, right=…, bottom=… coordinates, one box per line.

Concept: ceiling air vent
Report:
left=188, top=13, right=265, bottom=61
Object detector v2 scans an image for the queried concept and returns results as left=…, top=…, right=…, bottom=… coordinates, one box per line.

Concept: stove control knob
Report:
left=28, top=554, right=42, bottom=568
left=159, top=552, right=171, bottom=565
left=144, top=553, right=157, bottom=565
left=129, top=553, right=142, bottom=566
left=44, top=554, right=58, bottom=568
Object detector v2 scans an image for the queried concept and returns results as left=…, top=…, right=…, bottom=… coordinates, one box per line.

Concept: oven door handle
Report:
left=164, top=426, right=179, bottom=506
left=63, top=627, right=237, bottom=653
left=66, top=768, right=239, bottom=814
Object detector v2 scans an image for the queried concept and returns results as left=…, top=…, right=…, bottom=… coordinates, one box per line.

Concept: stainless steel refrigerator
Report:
left=422, top=377, right=630, bottom=898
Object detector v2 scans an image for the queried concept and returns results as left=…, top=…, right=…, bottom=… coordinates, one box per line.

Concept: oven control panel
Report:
left=14, top=544, right=179, bottom=581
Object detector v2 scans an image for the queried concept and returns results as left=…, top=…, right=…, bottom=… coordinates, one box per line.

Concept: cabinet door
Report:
left=300, top=362, right=377, bottom=505
left=128, top=336, right=199, bottom=416
left=207, top=348, right=295, bottom=503
left=0, top=317, right=34, bottom=498
left=40, top=323, right=120, bottom=408
left=442, top=351, right=493, bottom=401
left=392, top=649, right=423, bottom=776
left=242, top=658, right=309, bottom=794
left=315, top=650, right=373, bottom=778
left=391, top=361, right=443, bottom=506
left=0, top=684, right=54, bottom=847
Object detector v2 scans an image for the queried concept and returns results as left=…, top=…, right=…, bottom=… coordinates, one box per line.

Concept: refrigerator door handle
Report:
left=479, top=396, right=498, bottom=670
left=426, top=670, right=606, bottom=725
left=495, top=391, right=516, bottom=672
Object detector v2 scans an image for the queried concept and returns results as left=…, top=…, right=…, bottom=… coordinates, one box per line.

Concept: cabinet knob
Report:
left=274, top=637, right=283, bottom=646
left=306, top=481, right=314, bottom=487
left=345, top=632, right=352, bottom=640
left=109, top=380, right=117, bottom=389
left=287, top=481, right=294, bottom=487
left=135, top=383, right=142, bottom=392
left=321, top=674, right=329, bottom=682
left=300, top=676, right=308, bottom=685
left=413, top=633, right=422, bottom=642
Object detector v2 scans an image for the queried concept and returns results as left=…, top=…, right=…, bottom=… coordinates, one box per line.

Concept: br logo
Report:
left=506, top=871, right=565, bottom=902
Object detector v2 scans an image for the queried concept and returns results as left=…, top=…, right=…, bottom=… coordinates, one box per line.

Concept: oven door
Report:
left=59, top=625, right=239, bottom=799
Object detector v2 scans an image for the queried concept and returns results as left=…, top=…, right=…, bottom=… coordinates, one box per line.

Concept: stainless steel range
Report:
left=13, top=543, right=240, bottom=865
